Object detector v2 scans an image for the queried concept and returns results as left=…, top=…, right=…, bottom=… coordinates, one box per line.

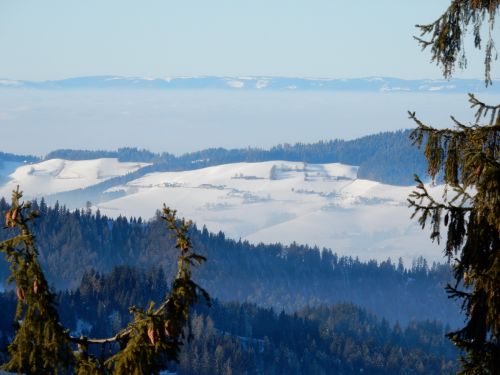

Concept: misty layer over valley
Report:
left=1, top=81, right=499, bottom=156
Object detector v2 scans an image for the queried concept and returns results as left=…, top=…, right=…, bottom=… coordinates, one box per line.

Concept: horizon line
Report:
left=1, top=74, right=498, bottom=83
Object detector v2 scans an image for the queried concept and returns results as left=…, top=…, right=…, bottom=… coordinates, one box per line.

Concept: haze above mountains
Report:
left=2, top=75, right=499, bottom=156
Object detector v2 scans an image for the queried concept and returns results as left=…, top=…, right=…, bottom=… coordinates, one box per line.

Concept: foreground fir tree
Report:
left=0, top=187, right=209, bottom=374
left=408, top=97, right=499, bottom=373
left=409, top=2, right=499, bottom=373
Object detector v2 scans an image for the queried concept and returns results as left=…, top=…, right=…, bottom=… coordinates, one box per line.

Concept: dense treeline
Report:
left=0, top=200, right=460, bottom=326
left=179, top=304, right=457, bottom=375
left=0, top=151, right=39, bottom=164
left=0, top=266, right=458, bottom=374
left=45, top=147, right=158, bottom=163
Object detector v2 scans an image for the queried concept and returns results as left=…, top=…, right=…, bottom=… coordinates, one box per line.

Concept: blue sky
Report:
left=0, top=0, right=492, bottom=80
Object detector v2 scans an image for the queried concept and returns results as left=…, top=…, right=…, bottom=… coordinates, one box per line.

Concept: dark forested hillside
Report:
left=0, top=266, right=458, bottom=374
left=0, top=199, right=460, bottom=326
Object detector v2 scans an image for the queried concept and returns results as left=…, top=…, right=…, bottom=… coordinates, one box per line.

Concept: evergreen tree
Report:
left=409, top=1, right=499, bottom=372
left=0, top=188, right=209, bottom=374
left=1, top=187, right=74, bottom=373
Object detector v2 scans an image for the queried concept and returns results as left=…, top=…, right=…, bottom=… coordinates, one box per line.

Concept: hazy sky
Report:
left=1, top=1, right=499, bottom=156
left=0, top=0, right=494, bottom=80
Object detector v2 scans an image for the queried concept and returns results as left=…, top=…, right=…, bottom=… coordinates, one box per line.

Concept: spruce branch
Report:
left=414, top=0, right=499, bottom=85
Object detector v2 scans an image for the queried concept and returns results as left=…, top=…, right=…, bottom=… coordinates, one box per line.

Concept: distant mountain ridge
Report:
left=1, top=75, right=499, bottom=93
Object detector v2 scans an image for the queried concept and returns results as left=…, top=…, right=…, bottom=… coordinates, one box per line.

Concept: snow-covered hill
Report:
left=96, top=160, right=442, bottom=263
left=0, top=159, right=443, bottom=264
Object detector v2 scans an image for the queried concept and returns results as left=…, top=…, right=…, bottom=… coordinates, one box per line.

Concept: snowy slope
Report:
left=94, top=161, right=443, bottom=263
left=0, top=158, right=149, bottom=198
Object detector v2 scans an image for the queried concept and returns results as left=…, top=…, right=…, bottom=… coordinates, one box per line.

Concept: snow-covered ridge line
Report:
left=0, top=76, right=497, bottom=93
